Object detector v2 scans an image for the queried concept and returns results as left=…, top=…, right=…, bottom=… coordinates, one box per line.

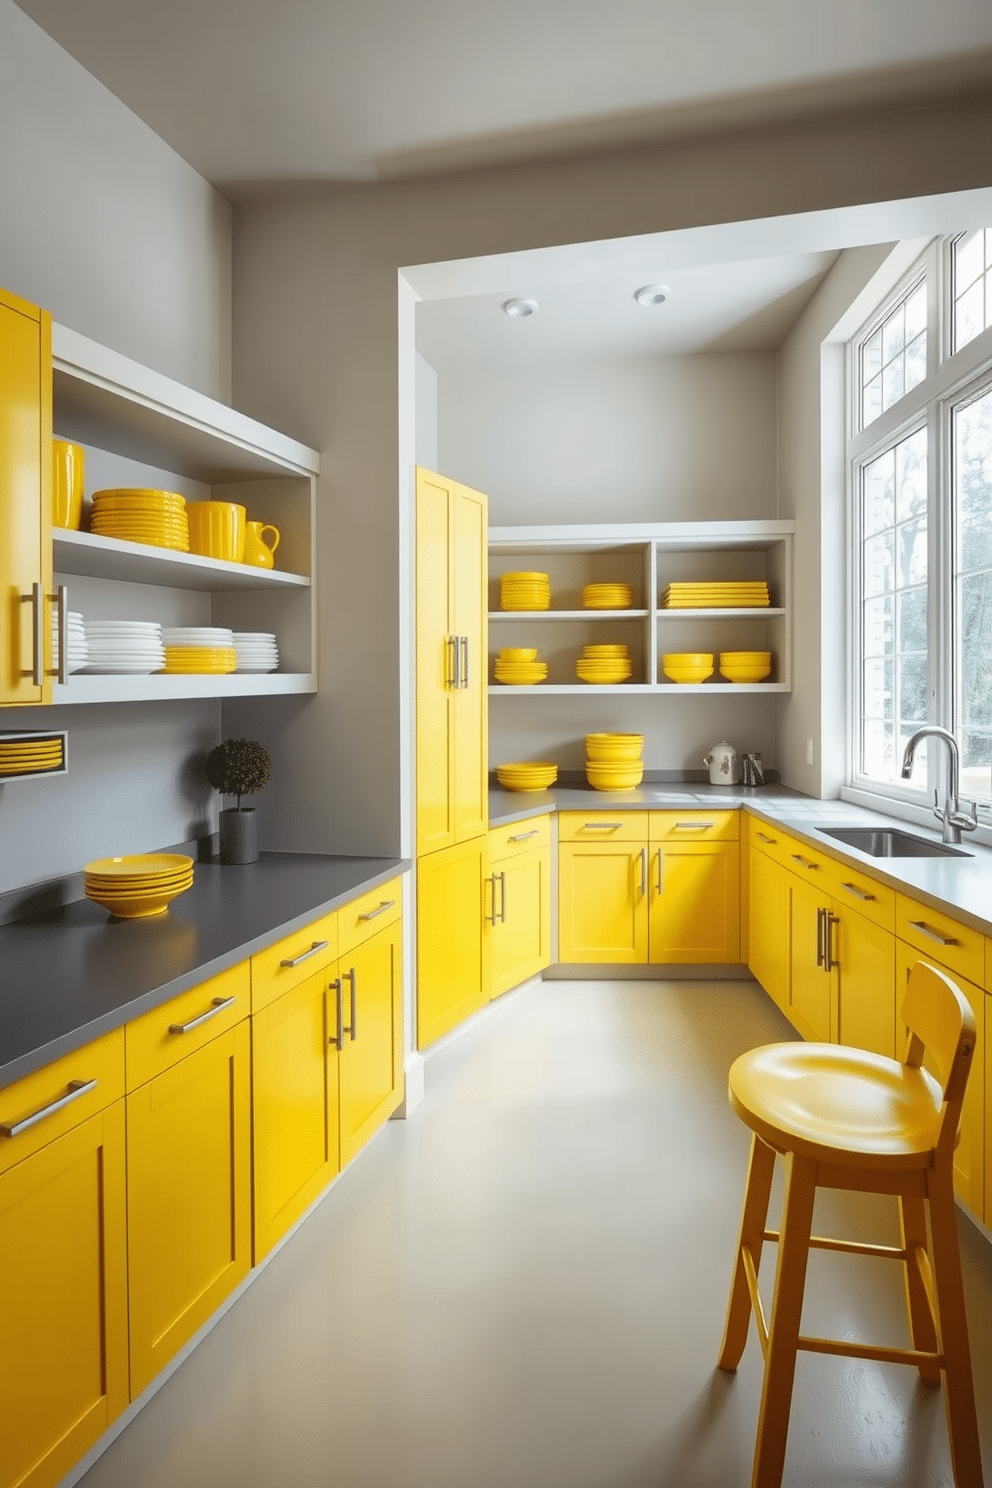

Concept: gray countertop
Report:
left=489, top=781, right=992, bottom=938
left=0, top=852, right=407, bottom=1092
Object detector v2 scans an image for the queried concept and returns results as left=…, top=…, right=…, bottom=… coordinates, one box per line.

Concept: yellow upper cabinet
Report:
left=0, top=287, right=52, bottom=705
left=415, top=468, right=488, bottom=855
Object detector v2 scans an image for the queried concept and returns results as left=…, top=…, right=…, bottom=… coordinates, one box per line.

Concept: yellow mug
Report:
left=52, top=440, right=85, bottom=529
left=242, top=521, right=280, bottom=569
left=186, top=501, right=246, bottom=563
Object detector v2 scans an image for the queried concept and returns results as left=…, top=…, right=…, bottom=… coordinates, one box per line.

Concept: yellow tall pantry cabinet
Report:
left=0, top=286, right=53, bottom=706
left=415, top=468, right=489, bottom=1048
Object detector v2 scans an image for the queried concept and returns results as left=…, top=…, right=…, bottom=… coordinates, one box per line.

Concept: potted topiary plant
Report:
left=205, top=737, right=272, bottom=864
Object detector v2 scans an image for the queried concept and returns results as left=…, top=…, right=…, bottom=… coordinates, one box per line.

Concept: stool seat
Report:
left=729, top=1042, right=944, bottom=1170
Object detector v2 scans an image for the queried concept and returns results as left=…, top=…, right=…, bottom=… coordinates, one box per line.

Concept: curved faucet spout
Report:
left=900, top=726, right=976, bottom=844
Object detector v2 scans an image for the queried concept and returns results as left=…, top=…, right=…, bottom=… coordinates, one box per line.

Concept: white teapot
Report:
left=703, top=740, right=739, bottom=785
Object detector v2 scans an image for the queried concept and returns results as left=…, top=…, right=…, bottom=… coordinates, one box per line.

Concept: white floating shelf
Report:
left=53, top=529, right=310, bottom=592
left=489, top=609, right=649, bottom=621
left=656, top=607, right=785, bottom=619
left=490, top=683, right=790, bottom=695
left=53, top=673, right=316, bottom=705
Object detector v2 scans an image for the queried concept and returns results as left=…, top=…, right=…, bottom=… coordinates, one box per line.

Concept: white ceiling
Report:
left=12, top=0, right=992, bottom=191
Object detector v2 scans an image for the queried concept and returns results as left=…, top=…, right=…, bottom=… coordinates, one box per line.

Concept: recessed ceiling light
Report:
left=502, top=298, right=538, bottom=318
left=634, top=284, right=671, bottom=306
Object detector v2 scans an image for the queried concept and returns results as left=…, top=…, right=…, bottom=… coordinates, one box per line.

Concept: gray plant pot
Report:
left=219, top=807, right=258, bottom=865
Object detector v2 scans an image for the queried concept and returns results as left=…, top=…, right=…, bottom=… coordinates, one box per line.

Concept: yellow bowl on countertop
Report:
left=586, top=761, right=644, bottom=790
left=496, top=762, right=558, bottom=791
left=585, top=733, right=644, bottom=762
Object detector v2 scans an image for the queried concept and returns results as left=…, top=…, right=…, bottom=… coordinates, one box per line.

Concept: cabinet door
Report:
left=127, top=1022, right=251, bottom=1397
left=417, top=836, right=488, bottom=1048
left=558, top=841, right=648, bottom=964
left=487, top=847, right=551, bottom=998
left=0, top=1101, right=127, bottom=1488
left=416, top=468, right=455, bottom=854
left=836, top=905, right=896, bottom=1058
left=0, top=289, right=52, bottom=706
left=339, top=919, right=404, bottom=1165
left=451, top=480, right=488, bottom=843
left=788, top=875, right=835, bottom=1042
left=649, top=841, right=739, bottom=963
left=749, top=846, right=790, bottom=1012
left=252, top=970, right=340, bottom=1263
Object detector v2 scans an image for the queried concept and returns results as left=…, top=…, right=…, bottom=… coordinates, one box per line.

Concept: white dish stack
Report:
left=232, top=632, right=280, bottom=673
left=52, top=611, right=89, bottom=673
left=81, top=621, right=165, bottom=674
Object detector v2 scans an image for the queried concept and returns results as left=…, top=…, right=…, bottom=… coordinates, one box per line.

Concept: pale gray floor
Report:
left=78, top=979, right=992, bottom=1488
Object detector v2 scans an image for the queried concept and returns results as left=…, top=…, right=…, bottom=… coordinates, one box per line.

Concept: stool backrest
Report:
left=901, top=960, right=977, bottom=1157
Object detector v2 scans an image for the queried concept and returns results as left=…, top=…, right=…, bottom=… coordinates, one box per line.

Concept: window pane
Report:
left=897, top=586, right=927, bottom=652
left=863, top=594, right=892, bottom=655
left=953, top=229, right=991, bottom=352
left=864, top=658, right=893, bottom=719
left=882, top=357, right=905, bottom=411
left=862, top=379, right=882, bottom=427
left=961, top=731, right=992, bottom=802
left=859, top=280, right=927, bottom=427
left=956, top=282, right=984, bottom=350
left=905, top=330, right=926, bottom=392
left=897, top=653, right=928, bottom=722
left=882, top=308, right=904, bottom=364
left=863, top=718, right=894, bottom=780
left=956, top=231, right=985, bottom=292
left=955, top=387, right=992, bottom=796
left=896, top=518, right=927, bottom=587
left=960, top=572, right=992, bottom=725
left=863, top=328, right=883, bottom=381
left=863, top=450, right=894, bottom=534
left=895, top=431, right=927, bottom=520
left=905, top=283, right=927, bottom=339
left=863, top=531, right=893, bottom=596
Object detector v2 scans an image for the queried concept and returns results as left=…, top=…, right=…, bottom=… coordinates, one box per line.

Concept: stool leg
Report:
left=927, top=1171, right=985, bottom=1488
left=898, top=1194, right=940, bottom=1383
left=752, top=1152, right=817, bottom=1488
left=719, top=1134, right=776, bottom=1372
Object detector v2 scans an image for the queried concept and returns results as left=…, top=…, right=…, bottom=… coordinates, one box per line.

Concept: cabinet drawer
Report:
left=649, top=810, right=738, bottom=842
left=829, top=863, right=895, bottom=932
left=251, top=911, right=338, bottom=1012
left=557, top=811, right=647, bottom=843
left=0, top=1027, right=124, bottom=1176
left=749, top=818, right=804, bottom=869
left=125, top=962, right=250, bottom=1090
left=338, top=877, right=402, bottom=958
left=896, top=894, right=985, bottom=986
left=488, top=815, right=551, bottom=862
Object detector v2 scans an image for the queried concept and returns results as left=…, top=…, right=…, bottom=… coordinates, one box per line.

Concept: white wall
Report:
left=0, top=0, right=232, bottom=400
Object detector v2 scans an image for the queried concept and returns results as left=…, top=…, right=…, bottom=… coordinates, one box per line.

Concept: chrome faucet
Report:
left=900, top=726, right=978, bottom=844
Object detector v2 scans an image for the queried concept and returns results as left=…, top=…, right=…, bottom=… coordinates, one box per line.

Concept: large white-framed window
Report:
left=848, top=236, right=992, bottom=827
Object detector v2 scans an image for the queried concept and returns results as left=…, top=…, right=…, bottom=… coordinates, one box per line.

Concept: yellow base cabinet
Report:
left=485, top=818, right=552, bottom=997
left=558, top=839, right=648, bottom=963
left=648, top=812, right=739, bottom=963
left=788, top=871, right=837, bottom=1043
left=835, top=905, right=896, bottom=1059
left=0, top=1091, right=127, bottom=1488
left=338, top=917, right=404, bottom=1165
left=748, top=836, right=791, bottom=1012
left=126, top=977, right=252, bottom=1398
left=418, top=836, right=488, bottom=1046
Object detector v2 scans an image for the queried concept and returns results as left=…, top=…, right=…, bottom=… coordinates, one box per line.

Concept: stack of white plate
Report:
left=52, top=610, right=89, bottom=672
left=232, top=632, right=279, bottom=673
left=81, top=621, right=165, bottom=674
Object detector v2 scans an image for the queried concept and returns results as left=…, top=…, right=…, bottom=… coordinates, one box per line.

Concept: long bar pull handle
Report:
left=656, top=849, right=663, bottom=895
left=509, top=830, right=540, bottom=842
left=358, top=900, right=396, bottom=922
left=639, top=848, right=647, bottom=896
left=824, top=913, right=839, bottom=973
left=0, top=1078, right=97, bottom=1138
left=280, top=939, right=330, bottom=968
left=583, top=822, right=623, bottom=830
left=841, top=882, right=875, bottom=903
left=815, top=906, right=824, bottom=968
left=756, top=832, right=777, bottom=844
left=791, top=854, right=818, bottom=871
left=484, top=874, right=497, bottom=925
left=31, top=582, right=44, bottom=685
left=461, top=636, right=470, bottom=689
left=329, top=978, right=344, bottom=1049
left=342, top=968, right=357, bottom=1040
left=445, top=636, right=457, bottom=689
left=169, top=995, right=237, bottom=1035
left=674, top=821, right=714, bottom=831
left=500, top=872, right=507, bottom=923
left=908, top=920, right=959, bottom=948
left=54, top=584, right=68, bottom=685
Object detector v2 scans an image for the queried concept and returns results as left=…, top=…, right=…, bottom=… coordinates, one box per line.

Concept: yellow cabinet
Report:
left=835, top=906, right=896, bottom=1059
left=417, top=835, right=488, bottom=1046
left=648, top=812, right=739, bottom=963
left=558, top=837, right=648, bottom=964
left=788, top=871, right=837, bottom=1043
left=126, top=1008, right=251, bottom=1397
left=338, top=918, right=404, bottom=1165
left=486, top=818, right=551, bottom=997
left=748, top=838, right=791, bottom=1013
left=415, top=467, right=488, bottom=855
left=0, top=1045, right=127, bottom=1488
left=0, top=286, right=53, bottom=706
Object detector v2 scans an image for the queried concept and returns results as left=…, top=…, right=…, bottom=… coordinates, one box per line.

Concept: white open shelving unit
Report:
left=49, top=325, right=320, bottom=705
left=488, top=519, right=793, bottom=695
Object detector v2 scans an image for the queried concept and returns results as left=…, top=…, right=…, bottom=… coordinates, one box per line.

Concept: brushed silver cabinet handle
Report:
left=509, top=830, right=540, bottom=842
left=584, top=822, right=623, bottom=830
left=169, top=994, right=237, bottom=1035
left=841, top=881, right=875, bottom=902
left=639, top=848, right=647, bottom=896
left=756, top=832, right=776, bottom=844
left=0, top=1078, right=97, bottom=1138
left=358, top=900, right=396, bottom=922
left=31, top=582, right=44, bottom=685
left=280, top=939, right=329, bottom=968
left=329, top=977, right=344, bottom=1048
left=656, top=849, right=663, bottom=895
left=342, top=968, right=357, bottom=1040
left=824, top=912, right=839, bottom=973
left=791, top=854, right=818, bottom=870
left=461, top=636, right=470, bottom=689
left=908, top=920, right=958, bottom=947
left=446, top=636, right=457, bottom=689
left=484, top=873, right=498, bottom=925
left=674, top=821, right=714, bottom=831
left=816, top=906, right=824, bottom=968
left=499, top=871, right=507, bottom=923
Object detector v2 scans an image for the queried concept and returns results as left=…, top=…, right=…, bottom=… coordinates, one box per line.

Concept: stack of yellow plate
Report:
left=162, top=646, right=237, bottom=675
left=88, top=489, right=190, bottom=552
left=582, top=582, right=634, bottom=609
left=500, top=572, right=551, bottom=610
left=662, top=652, right=714, bottom=683
left=83, top=854, right=194, bottom=918
left=0, top=734, right=64, bottom=778
left=495, top=762, right=558, bottom=791
left=661, top=581, right=769, bottom=608
left=575, top=644, right=632, bottom=684
left=585, top=732, right=644, bottom=762
left=719, top=650, right=773, bottom=682
left=494, top=647, right=547, bottom=684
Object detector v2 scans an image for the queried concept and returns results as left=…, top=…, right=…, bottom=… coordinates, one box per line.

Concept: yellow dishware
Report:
left=585, top=733, right=644, bottom=762
left=52, top=439, right=85, bottom=529
left=495, top=762, right=558, bottom=791
left=585, top=761, right=644, bottom=790
left=498, top=648, right=537, bottom=662
left=242, top=521, right=281, bottom=569
left=84, top=854, right=193, bottom=879
left=662, top=652, right=714, bottom=683
left=719, top=651, right=773, bottom=682
left=186, top=501, right=246, bottom=563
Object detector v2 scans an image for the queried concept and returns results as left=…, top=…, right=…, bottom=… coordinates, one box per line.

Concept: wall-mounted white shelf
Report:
left=53, top=673, right=312, bottom=705
left=54, top=529, right=310, bottom=592
left=489, top=609, right=649, bottom=622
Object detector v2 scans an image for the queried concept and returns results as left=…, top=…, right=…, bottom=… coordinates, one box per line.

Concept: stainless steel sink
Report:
left=818, top=826, right=972, bottom=859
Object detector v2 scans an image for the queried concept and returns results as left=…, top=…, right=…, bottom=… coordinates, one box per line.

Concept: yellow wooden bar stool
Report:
left=718, top=960, right=984, bottom=1488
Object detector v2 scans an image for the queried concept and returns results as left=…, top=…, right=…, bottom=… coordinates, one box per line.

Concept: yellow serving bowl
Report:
left=85, top=883, right=192, bottom=918
left=586, top=761, right=644, bottom=790
left=496, top=762, right=558, bottom=791
left=499, top=648, right=538, bottom=662
left=585, top=733, right=644, bottom=762
left=662, top=652, right=714, bottom=683
left=720, top=653, right=773, bottom=683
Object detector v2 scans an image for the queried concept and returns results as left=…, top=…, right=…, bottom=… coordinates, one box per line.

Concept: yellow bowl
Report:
left=499, top=648, right=538, bottom=662
left=719, top=651, right=771, bottom=663
left=496, top=762, right=558, bottom=791
left=84, top=881, right=192, bottom=917
left=720, top=662, right=773, bottom=682
left=581, top=645, right=630, bottom=656
left=662, top=653, right=714, bottom=682
left=663, top=652, right=714, bottom=667
left=586, top=762, right=644, bottom=790
left=585, top=733, right=644, bottom=761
